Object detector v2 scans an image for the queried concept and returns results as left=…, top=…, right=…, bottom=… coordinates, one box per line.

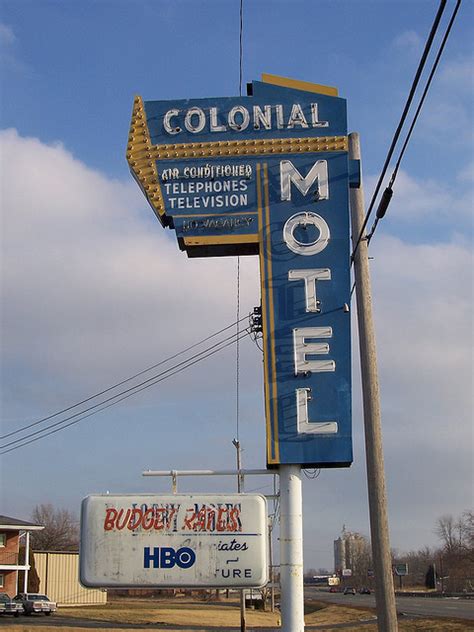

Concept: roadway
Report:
left=305, top=586, right=474, bottom=621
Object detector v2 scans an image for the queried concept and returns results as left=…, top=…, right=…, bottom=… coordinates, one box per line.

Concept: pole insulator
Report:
left=376, top=187, right=393, bottom=219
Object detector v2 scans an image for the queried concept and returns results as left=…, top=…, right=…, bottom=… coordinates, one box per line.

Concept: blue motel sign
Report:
left=128, top=75, right=358, bottom=468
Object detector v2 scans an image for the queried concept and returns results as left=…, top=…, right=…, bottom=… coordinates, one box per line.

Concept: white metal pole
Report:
left=279, top=464, right=304, bottom=632
left=23, top=531, right=30, bottom=593
left=269, top=520, right=275, bottom=612
left=349, top=132, right=398, bottom=631
left=233, top=439, right=246, bottom=632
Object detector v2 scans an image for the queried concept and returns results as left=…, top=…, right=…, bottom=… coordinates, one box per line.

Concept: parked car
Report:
left=343, top=587, right=356, bottom=595
left=359, top=587, right=371, bottom=594
left=13, top=593, right=56, bottom=616
left=0, top=593, right=24, bottom=617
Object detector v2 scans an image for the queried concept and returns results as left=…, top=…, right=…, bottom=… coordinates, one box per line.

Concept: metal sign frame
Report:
left=80, top=493, right=268, bottom=589
left=127, top=75, right=356, bottom=468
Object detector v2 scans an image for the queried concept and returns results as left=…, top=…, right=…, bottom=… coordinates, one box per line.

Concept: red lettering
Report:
left=229, top=507, right=241, bottom=532
left=154, top=508, right=166, bottom=530
left=166, top=507, right=178, bottom=530
left=127, top=508, right=143, bottom=530
left=216, top=507, right=227, bottom=531
left=116, top=508, right=131, bottom=530
left=206, top=507, right=216, bottom=531
left=195, top=507, right=207, bottom=531
left=104, top=508, right=117, bottom=531
left=183, top=508, right=196, bottom=530
left=142, top=509, right=155, bottom=530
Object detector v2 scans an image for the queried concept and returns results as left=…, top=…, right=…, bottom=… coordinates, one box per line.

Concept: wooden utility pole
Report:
left=349, top=132, right=398, bottom=631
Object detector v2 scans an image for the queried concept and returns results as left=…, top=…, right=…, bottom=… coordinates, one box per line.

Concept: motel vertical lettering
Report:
left=259, top=150, right=352, bottom=467
left=283, top=160, right=338, bottom=435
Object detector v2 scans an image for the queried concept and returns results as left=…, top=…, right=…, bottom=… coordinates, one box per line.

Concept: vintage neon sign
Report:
left=162, top=102, right=329, bottom=135
left=127, top=75, right=358, bottom=468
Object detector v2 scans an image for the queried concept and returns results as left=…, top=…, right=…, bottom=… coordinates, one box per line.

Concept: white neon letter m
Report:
left=280, top=159, right=329, bottom=201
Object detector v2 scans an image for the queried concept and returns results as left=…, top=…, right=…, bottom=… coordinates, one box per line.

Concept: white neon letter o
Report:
left=283, top=212, right=330, bottom=256
left=184, top=107, right=206, bottom=133
left=228, top=105, right=250, bottom=131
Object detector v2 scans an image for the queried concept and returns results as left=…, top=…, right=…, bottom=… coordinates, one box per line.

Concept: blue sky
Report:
left=1, top=0, right=472, bottom=571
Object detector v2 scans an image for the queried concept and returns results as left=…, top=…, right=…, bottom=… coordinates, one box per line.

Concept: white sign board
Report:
left=80, top=494, right=268, bottom=588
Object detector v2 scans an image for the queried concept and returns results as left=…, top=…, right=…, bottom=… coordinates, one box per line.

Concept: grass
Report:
left=2, top=595, right=472, bottom=631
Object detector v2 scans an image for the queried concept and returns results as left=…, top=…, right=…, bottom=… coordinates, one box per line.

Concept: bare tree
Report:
left=460, top=510, right=474, bottom=560
left=435, top=514, right=462, bottom=555
left=435, top=511, right=474, bottom=592
left=30, top=503, right=79, bottom=551
left=402, top=546, right=435, bottom=587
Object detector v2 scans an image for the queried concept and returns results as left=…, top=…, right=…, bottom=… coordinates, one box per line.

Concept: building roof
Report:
left=0, top=514, right=44, bottom=531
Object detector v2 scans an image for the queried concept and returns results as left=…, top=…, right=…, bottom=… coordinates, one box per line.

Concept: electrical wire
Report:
left=1, top=328, right=252, bottom=455
left=351, top=0, right=448, bottom=262
left=367, top=0, right=462, bottom=243
left=1, top=332, right=251, bottom=456
left=0, top=315, right=249, bottom=441
left=1, top=327, right=249, bottom=451
left=236, top=258, right=241, bottom=442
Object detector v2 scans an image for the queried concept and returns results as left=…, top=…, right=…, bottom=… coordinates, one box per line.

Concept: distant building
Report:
left=0, top=514, right=44, bottom=596
left=334, top=534, right=346, bottom=574
left=334, top=526, right=368, bottom=576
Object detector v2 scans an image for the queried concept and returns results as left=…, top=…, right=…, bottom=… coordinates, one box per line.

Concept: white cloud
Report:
left=438, top=56, right=474, bottom=96
left=457, top=161, right=474, bottom=183
left=419, top=99, right=474, bottom=146
left=0, top=23, right=15, bottom=48
left=365, top=167, right=472, bottom=229
left=0, top=22, right=27, bottom=74
left=371, top=235, right=472, bottom=427
left=391, top=30, right=423, bottom=54
left=0, top=128, right=261, bottom=414
left=369, top=234, right=473, bottom=550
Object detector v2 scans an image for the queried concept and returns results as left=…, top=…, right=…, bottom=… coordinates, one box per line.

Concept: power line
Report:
left=236, top=259, right=241, bottom=442
left=0, top=315, right=249, bottom=441
left=1, top=327, right=249, bottom=450
left=1, top=328, right=252, bottom=455
left=367, top=0, right=462, bottom=243
left=351, top=0, right=448, bottom=262
left=1, top=330, right=250, bottom=455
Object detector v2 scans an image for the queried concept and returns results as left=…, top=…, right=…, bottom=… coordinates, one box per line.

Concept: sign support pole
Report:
left=233, top=439, right=246, bottom=632
left=23, top=531, right=30, bottom=592
left=279, top=464, right=304, bottom=632
left=348, top=132, right=398, bottom=631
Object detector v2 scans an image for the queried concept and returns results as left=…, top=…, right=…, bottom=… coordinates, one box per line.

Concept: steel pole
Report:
left=233, top=440, right=246, bottom=632
left=269, top=521, right=275, bottom=612
left=279, top=464, right=304, bottom=632
left=349, top=132, right=398, bottom=631
left=23, top=531, right=30, bottom=593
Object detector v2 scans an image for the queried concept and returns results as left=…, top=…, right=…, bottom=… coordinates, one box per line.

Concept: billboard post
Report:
left=279, top=465, right=304, bottom=631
